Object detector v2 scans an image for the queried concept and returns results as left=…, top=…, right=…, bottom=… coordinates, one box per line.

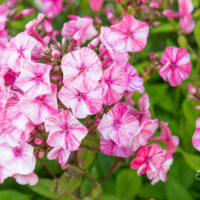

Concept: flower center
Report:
left=13, top=147, right=23, bottom=157
left=78, top=92, right=83, bottom=98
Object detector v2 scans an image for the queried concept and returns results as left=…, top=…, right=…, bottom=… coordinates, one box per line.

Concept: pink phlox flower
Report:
left=100, top=135, right=133, bottom=158
left=0, top=140, right=36, bottom=177
left=124, top=63, right=144, bottom=93
left=130, top=144, right=165, bottom=179
left=102, top=62, right=128, bottom=105
left=15, top=61, right=52, bottom=98
left=47, top=147, right=70, bottom=168
left=0, top=5, right=8, bottom=31
left=61, top=16, right=97, bottom=45
left=89, top=0, right=104, bottom=11
left=13, top=172, right=38, bottom=185
left=61, top=47, right=102, bottom=91
left=151, top=151, right=173, bottom=185
left=98, top=103, right=139, bottom=147
left=45, top=110, right=88, bottom=151
left=100, top=27, right=129, bottom=68
left=59, top=83, right=103, bottom=119
left=159, top=47, right=192, bottom=87
left=149, top=0, right=162, bottom=8
left=41, top=0, right=63, bottom=18
left=19, top=84, right=58, bottom=125
left=192, top=117, right=200, bottom=151
left=130, top=119, right=159, bottom=152
left=3, top=32, right=37, bottom=73
left=0, top=30, right=9, bottom=54
left=110, top=13, right=149, bottom=52
left=178, top=0, right=194, bottom=34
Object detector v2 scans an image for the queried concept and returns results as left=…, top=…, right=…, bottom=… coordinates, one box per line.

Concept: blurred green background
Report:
left=1, top=0, right=200, bottom=199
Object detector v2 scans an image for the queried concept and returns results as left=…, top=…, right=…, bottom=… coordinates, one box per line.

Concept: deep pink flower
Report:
left=0, top=5, right=8, bottom=31
left=45, top=110, right=88, bottom=151
left=100, top=27, right=129, bottom=68
left=61, top=47, right=102, bottom=91
left=124, top=63, right=144, bottom=93
left=19, top=84, right=58, bottom=125
left=47, top=147, right=70, bottom=168
left=192, top=117, right=200, bottom=151
left=3, top=32, right=37, bottom=73
left=159, top=47, right=191, bottom=87
left=151, top=151, right=173, bottom=185
left=0, top=141, right=36, bottom=176
left=13, top=172, right=38, bottom=185
left=62, top=16, right=97, bottom=44
left=178, top=0, right=194, bottom=34
left=110, top=13, right=149, bottom=52
left=90, top=0, right=104, bottom=11
left=102, top=63, right=128, bottom=105
left=130, top=144, right=165, bottom=179
left=98, top=103, right=139, bottom=147
left=41, top=0, right=63, bottom=18
left=100, top=136, right=133, bottom=158
left=59, top=83, right=103, bottom=119
left=130, top=119, right=158, bottom=152
left=15, top=61, right=52, bottom=98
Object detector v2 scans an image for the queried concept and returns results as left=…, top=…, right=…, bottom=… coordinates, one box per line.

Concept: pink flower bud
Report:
left=95, top=16, right=102, bottom=24
left=195, top=106, right=200, bottom=110
left=14, top=9, right=35, bottom=20
left=54, top=66, right=59, bottom=71
left=186, top=85, right=196, bottom=95
left=150, top=52, right=155, bottom=59
left=61, top=164, right=67, bottom=169
left=44, top=20, right=53, bottom=34
left=88, top=37, right=100, bottom=49
left=52, top=50, right=61, bottom=58
left=34, top=138, right=43, bottom=145
left=39, top=151, right=45, bottom=159
left=152, top=21, right=161, bottom=26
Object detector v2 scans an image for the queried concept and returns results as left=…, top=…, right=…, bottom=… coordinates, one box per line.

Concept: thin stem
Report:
left=38, top=157, right=57, bottom=179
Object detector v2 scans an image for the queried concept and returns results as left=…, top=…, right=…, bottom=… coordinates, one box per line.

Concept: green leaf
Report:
left=165, top=177, right=193, bottom=200
left=178, top=35, right=188, bottom=49
left=91, top=184, right=103, bottom=199
left=29, top=178, right=56, bottom=199
left=151, top=23, right=174, bottom=34
left=116, top=169, right=142, bottom=200
left=0, top=190, right=31, bottom=200
left=55, top=173, right=81, bottom=199
left=194, top=21, right=200, bottom=49
left=182, top=99, right=198, bottom=128
left=100, top=194, right=123, bottom=200
left=78, top=148, right=96, bottom=170
left=138, top=183, right=166, bottom=200
left=192, top=0, right=200, bottom=8
left=180, top=150, right=200, bottom=171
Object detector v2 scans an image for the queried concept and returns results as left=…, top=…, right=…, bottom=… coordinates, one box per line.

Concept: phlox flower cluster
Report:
left=0, top=0, right=193, bottom=186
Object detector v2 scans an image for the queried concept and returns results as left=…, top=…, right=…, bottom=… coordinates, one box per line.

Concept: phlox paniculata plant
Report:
left=0, top=0, right=196, bottom=198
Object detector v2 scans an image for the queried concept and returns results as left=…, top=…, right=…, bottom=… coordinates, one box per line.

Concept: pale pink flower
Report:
left=61, top=47, right=102, bottom=91
left=130, top=93, right=151, bottom=123
left=110, top=13, right=149, bottom=52
left=59, top=83, right=103, bottom=119
left=3, top=32, right=37, bottom=73
left=100, top=27, right=129, bottom=67
left=130, top=119, right=158, bottom=152
left=90, top=0, right=104, bottom=11
left=15, top=61, right=52, bottom=98
left=0, top=30, right=9, bottom=54
left=178, top=0, right=194, bottom=34
left=100, top=136, right=133, bottom=158
left=124, top=63, right=144, bottom=93
left=192, top=117, right=200, bottom=151
left=0, top=5, right=8, bottom=30
left=45, top=110, right=88, bottom=151
left=98, top=103, right=139, bottom=147
left=62, top=16, right=97, bottom=44
left=159, top=47, right=191, bottom=87
left=151, top=151, right=173, bottom=185
left=13, top=173, right=38, bottom=185
left=130, top=144, right=165, bottom=179
left=102, top=63, right=128, bottom=105
left=41, top=0, right=63, bottom=18
left=0, top=141, right=36, bottom=176
left=47, top=147, right=70, bottom=168
left=150, top=0, right=162, bottom=8
left=19, top=84, right=58, bottom=125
